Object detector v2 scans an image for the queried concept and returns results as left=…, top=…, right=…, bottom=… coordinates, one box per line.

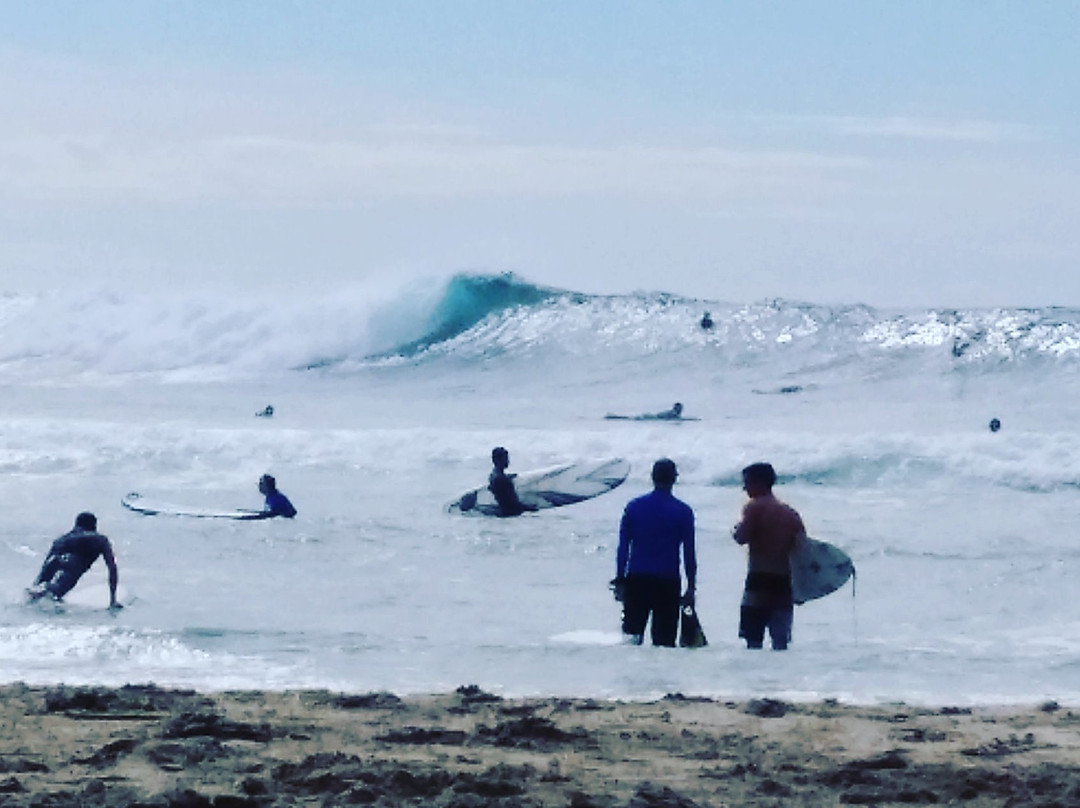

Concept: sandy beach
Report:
left=1, top=684, right=1079, bottom=806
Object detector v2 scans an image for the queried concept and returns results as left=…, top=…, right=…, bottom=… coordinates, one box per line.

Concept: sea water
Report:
left=2, top=274, right=1080, bottom=705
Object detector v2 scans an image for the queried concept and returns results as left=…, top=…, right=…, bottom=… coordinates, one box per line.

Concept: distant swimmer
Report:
left=605, top=402, right=696, bottom=422
left=700, top=312, right=714, bottom=331
left=256, top=405, right=274, bottom=418
left=27, top=512, right=121, bottom=609
left=989, top=417, right=1001, bottom=433
left=258, top=474, right=297, bottom=518
left=489, top=447, right=538, bottom=517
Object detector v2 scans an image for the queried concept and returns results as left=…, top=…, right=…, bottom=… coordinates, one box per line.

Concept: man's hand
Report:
left=609, top=577, right=626, bottom=603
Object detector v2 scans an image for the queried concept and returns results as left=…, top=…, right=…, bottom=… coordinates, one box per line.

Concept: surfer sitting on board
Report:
left=27, top=512, right=121, bottom=609
left=733, top=462, right=806, bottom=651
left=612, top=458, right=696, bottom=647
left=489, top=447, right=538, bottom=517
left=258, top=475, right=297, bottom=519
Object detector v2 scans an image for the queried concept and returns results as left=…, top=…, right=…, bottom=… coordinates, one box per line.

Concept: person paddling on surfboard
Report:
left=488, top=447, right=537, bottom=517
left=258, top=474, right=297, bottom=519
left=733, top=462, right=806, bottom=651
left=653, top=402, right=684, bottom=420
left=612, top=458, right=696, bottom=647
left=27, top=512, right=121, bottom=610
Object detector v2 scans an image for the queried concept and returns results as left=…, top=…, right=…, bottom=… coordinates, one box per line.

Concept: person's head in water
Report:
left=75, top=512, right=97, bottom=532
left=989, top=417, right=1001, bottom=433
left=700, top=311, right=713, bottom=330
left=672, top=402, right=683, bottom=417
left=651, top=458, right=678, bottom=491
left=258, top=474, right=277, bottom=495
left=491, top=447, right=510, bottom=472
left=742, top=462, right=777, bottom=497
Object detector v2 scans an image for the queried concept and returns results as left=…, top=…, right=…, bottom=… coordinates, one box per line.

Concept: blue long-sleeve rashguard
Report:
left=616, top=489, right=696, bottom=588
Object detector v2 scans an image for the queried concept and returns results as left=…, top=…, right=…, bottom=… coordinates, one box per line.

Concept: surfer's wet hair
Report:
left=75, top=512, right=97, bottom=531
left=742, top=462, right=776, bottom=488
left=651, top=458, right=678, bottom=488
left=492, top=447, right=509, bottom=464
left=260, top=474, right=276, bottom=490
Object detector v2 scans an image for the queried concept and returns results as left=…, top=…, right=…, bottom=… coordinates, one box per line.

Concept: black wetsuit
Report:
left=489, top=471, right=529, bottom=517
left=34, top=529, right=111, bottom=599
left=264, top=490, right=297, bottom=518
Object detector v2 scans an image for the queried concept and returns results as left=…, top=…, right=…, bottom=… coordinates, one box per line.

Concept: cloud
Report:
left=825, top=115, right=1042, bottom=144
left=746, top=112, right=1043, bottom=145
left=0, top=45, right=875, bottom=207
left=0, top=130, right=869, bottom=206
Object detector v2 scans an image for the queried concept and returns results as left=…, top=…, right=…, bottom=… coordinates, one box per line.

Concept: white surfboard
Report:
left=790, top=537, right=855, bottom=605
left=447, top=457, right=630, bottom=516
left=29, top=583, right=134, bottom=611
left=122, top=492, right=265, bottom=520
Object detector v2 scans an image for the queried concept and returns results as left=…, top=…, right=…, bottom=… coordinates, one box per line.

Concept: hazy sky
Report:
left=2, top=1, right=1078, bottom=306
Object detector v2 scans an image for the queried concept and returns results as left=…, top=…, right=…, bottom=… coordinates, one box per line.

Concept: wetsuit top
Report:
left=490, top=466, right=531, bottom=518
left=617, top=490, right=696, bottom=587
left=489, top=471, right=528, bottom=517
left=264, top=491, right=297, bottom=518
left=40, top=529, right=110, bottom=583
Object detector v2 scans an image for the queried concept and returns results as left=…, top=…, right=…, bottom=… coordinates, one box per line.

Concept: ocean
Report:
left=2, top=273, right=1080, bottom=706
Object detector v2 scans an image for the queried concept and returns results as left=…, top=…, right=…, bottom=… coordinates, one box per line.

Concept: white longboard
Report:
left=447, top=457, right=630, bottom=516
left=29, top=583, right=134, bottom=611
left=122, top=492, right=265, bottom=520
left=790, top=537, right=855, bottom=604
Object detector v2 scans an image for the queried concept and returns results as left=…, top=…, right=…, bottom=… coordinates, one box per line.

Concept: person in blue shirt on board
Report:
left=488, top=447, right=538, bottom=517
left=612, top=458, right=696, bottom=646
left=258, top=474, right=297, bottom=519
left=27, top=512, right=121, bottom=609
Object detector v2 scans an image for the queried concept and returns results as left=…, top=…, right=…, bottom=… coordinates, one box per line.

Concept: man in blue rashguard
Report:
left=613, top=458, right=696, bottom=646
left=258, top=475, right=297, bottom=518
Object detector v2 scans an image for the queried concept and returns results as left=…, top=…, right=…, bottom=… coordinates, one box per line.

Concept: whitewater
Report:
left=3, top=273, right=1080, bottom=705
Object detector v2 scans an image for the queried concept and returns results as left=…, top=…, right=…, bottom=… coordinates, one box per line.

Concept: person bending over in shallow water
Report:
left=258, top=475, right=297, bottom=518
left=27, top=512, right=121, bottom=609
left=489, top=447, right=538, bottom=517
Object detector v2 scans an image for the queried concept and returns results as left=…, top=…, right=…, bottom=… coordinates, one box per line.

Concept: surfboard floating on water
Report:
left=122, top=492, right=265, bottom=520
left=790, top=537, right=855, bottom=604
left=447, top=457, right=630, bottom=516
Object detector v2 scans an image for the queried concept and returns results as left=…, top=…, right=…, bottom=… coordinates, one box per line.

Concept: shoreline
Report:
left=2, top=684, right=1080, bottom=806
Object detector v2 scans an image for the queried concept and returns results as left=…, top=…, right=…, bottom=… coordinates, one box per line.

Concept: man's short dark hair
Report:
left=75, top=512, right=97, bottom=531
left=742, top=462, right=776, bottom=487
left=492, top=447, right=508, bottom=463
left=652, top=458, right=678, bottom=488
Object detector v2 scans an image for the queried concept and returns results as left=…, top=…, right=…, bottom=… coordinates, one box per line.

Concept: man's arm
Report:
left=616, top=507, right=632, bottom=579
left=682, top=508, right=697, bottom=601
left=732, top=500, right=760, bottom=545
left=102, top=543, right=121, bottom=609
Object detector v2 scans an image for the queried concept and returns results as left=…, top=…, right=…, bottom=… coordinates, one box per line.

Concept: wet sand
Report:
left=2, top=683, right=1080, bottom=806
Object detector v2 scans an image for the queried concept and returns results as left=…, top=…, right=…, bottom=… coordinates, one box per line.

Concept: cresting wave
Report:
left=3, top=273, right=1080, bottom=379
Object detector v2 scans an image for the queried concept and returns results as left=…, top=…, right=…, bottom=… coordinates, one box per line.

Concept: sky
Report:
left=1, top=1, right=1078, bottom=307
